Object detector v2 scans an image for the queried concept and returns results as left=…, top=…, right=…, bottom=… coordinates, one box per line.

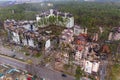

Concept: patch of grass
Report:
left=75, top=66, right=84, bottom=80
left=63, top=64, right=70, bottom=70
left=26, top=59, right=33, bottom=64
left=25, top=53, right=30, bottom=56
left=34, top=53, right=41, bottom=58
left=44, top=57, right=52, bottom=63
left=109, top=64, right=120, bottom=80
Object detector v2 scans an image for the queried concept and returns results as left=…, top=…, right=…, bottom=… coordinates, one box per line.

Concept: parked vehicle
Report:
left=61, top=74, right=67, bottom=77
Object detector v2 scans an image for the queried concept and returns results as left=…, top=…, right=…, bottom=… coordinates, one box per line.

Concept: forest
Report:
left=0, top=1, right=120, bottom=29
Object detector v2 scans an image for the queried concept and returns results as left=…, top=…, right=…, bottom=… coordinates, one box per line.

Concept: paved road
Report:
left=0, top=45, right=41, bottom=64
left=0, top=55, right=75, bottom=80
left=99, top=60, right=107, bottom=80
left=0, top=39, right=75, bottom=80
left=0, top=55, right=27, bottom=70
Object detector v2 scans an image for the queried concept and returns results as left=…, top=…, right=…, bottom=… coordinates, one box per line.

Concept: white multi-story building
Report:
left=84, top=60, right=93, bottom=74
left=83, top=60, right=100, bottom=74
left=12, top=31, right=20, bottom=44
left=74, top=25, right=87, bottom=36
left=4, top=20, right=36, bottom=48
left=36, top=9, right=74, bottom=28
left=75, top=50, right=83, bottom=63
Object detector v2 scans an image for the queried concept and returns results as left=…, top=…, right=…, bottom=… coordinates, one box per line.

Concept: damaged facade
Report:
left=36, top=9, right=74, bottom=28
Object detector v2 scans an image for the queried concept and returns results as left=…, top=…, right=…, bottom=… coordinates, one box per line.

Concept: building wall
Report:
left=75, top=51, right=83, bottom=61
left=74, top=27, right=87, bottom=36
left=12, top=32, right=20, bottom=43
left=22, top=24, right=37, bottom=31
left=37, top=9, right=74, bottom=28
left=36, top=16, right=41, bottom=22
left=69, top=17, right=74, bottom=28
left=84, top=60, right=92, bottom=74
left=11, top=31, right=35, bottom=47
left=28, top=39, right=35, bottom=47
left=23, top=39, right=28, bottom=46
left=92, top=62, right=100, bottom=72
left=108, top=32, right=113, bottom=40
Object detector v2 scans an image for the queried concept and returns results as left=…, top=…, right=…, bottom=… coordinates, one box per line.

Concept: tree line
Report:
left=0, top=1, right=120, bottom=28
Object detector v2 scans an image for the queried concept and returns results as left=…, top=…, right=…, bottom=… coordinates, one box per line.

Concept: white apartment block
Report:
left=36, top=9, right=74, bottom=28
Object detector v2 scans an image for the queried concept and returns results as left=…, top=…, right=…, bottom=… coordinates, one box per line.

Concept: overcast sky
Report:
left=0, top=0, right=15, bottom=1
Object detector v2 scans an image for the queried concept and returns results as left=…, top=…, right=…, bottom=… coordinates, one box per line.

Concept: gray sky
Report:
left=0, top=0, right=15, bottom=1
